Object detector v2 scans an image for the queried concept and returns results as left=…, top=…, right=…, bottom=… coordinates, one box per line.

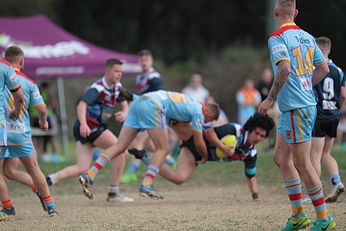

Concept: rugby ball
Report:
left=215, top=135, right=237, bottom=159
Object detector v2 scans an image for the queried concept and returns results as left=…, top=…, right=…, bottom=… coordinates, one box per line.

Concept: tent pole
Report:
left=57, top=77, right=69, bottom=156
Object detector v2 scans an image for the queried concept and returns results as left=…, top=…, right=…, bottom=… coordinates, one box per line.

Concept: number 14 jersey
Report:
left=268, top=22, right=325, bottom=112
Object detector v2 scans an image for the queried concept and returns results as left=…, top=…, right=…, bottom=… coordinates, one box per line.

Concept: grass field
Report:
left=1, top=146, right=345, bottom=230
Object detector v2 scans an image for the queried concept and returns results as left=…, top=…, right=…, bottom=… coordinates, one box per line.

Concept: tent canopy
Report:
left=0, top=15, right=140, bottom=155
left=0, top=15, right=140, bottom=78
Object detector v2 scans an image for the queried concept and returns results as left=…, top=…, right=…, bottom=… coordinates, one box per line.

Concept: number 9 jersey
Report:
left=314, top=59, right=345, bottom=120
left=268, top=22, right=325, bottom=112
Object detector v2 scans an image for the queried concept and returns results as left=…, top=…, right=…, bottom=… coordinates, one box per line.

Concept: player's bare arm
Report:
left=77, top=101, right=90, bottom=137
left=204, top=127, right=234, bottom=156
left=9, top=89, right=24, bottom=120
left=193, top=131, right=208, bottom=164
left=35, top=103, right=49, bottom=131
left=258, top=60, right=290, bottom=114
left=115, top=101, right=128, bottom=122
left=312, top=62, right=329, bottom=86
left=268, top=60, right=291, bottom=100
left=338, top=86, right=346, bottom=108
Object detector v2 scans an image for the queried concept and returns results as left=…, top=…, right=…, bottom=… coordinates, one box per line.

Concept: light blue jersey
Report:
left=0, top=60, right=21, bottom=124
left=124, top=90, right=205, bottom=131
left=268, top=22, right=325, bottom=112
left=0, top=60, right=21, bottom=146
left=4, top=70, right=44, bottom=145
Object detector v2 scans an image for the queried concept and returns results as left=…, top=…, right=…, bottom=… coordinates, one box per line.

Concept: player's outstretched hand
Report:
left=252, top=192, right=259, bottom=202
left=9, top=111, right=19, bottom=120
left=258, top=99, right=274, bottom=115
left=115, top=111, right=127, bottom=122
left=80, top=124, right=91, bottom=137
left=39, top=120, right=49, bottom=131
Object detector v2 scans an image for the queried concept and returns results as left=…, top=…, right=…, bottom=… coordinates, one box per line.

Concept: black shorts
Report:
left=312, top=118, right=339, bottom=138
left=180, top=136, right=212, bottom=162
left=73, top=121, right=106, bottom=144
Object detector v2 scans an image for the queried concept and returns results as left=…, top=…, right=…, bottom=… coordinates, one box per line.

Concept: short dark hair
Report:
left=5, top=46, right=24, bottom=63
left=316, top=36, right=331, bottom=51
left=205, top=103, right=220, bottom=121
left=243, top=113, right=275, bottom=137
left=105, top=58, right=123, bottom=69
left=138, top=49, right=152, bottom=57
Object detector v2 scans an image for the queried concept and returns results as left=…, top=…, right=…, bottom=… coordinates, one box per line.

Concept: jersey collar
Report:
left=102, top=77, right=113, bottom=90
left=141, top=67, right=155, bottom=75
left=240, top=130, right=254, bottom=149
left=280, top=22, right=296, bottom=28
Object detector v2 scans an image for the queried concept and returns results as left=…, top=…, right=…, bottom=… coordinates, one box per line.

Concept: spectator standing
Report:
left=182, top=74, right=209, bottom=103
left=236, top=79, right=261, bottom=125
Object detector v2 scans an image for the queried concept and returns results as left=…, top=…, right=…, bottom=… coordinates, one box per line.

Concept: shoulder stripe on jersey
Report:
left=0, top=59, right=11, bottom=67
left=90, top=82, right=105, bottom=92
left=148, top=72, right=161, bottom=79
left=230, top=123, right=242, bottom=138
left=275, top=57, right=290, bottom=65
left=15, top=70, right=36, bottom=84
left=315, top=60, right=326, bottom=67
left=269, top=25, right=300, bottom=38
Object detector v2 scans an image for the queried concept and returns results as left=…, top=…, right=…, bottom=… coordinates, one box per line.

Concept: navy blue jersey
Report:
left=207, top=123, right=257, bottom=162
left=81, top=78, right=126, bottom=128
left=314, top=60, right=345, bottom=120
left=135, top=68, right=162, bottom=95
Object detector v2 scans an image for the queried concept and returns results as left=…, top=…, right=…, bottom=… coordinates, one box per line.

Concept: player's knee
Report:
left=294, top=161, right=309, bottom=172
left=274, top=155, right=289, bottom=169
left=172, top=177, right=186, bottom=185
left=245, top=167, right=256, bottom=179
left=245, top=173, right=255, bottom=179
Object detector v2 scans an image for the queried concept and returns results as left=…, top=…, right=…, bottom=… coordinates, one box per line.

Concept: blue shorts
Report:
left=277, top=106, right=316, bottom=144
left=0, top=141, right=34, bottom=159
left=0, top=123, right=7, bottom=146
left=124, top=96, right=167, bottom=129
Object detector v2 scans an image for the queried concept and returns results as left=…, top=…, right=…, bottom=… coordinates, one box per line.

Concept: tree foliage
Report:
left=1, top=0, right=345, bottom=67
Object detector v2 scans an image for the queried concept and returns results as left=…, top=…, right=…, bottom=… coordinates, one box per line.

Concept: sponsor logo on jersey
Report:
left=271, top=44, right=287, bottom=54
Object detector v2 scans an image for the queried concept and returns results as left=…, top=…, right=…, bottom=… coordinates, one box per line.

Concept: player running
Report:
left=131, top=113, right=275, bottom=201
left=258, top=1, right=335, bottom=230
left=0, top=46, right=24, bottom=221
left=79, top=90, right=220, bottom=200
left=0, top=46, right=58, bottom=217
left=46, top=59, right=133, bottom=202
left=121, top=49, right=176, bottom=183
left=310, top=37, right=345, bottom=203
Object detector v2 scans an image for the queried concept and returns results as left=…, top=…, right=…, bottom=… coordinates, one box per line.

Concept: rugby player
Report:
left=121, top=49, right=176, bottom=183
left=310, top=36, right=345, bottom=203
left=79, top=90, right=220, bottom=199
left=46, top=59, right=133, bottom=202
left=258, top=1, right=335, bottom=230
left=0, top=46, right=24, bottom=221
left=0, top=46, right=58, bottom=217
left=133, top=113, right=275, bottom=201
